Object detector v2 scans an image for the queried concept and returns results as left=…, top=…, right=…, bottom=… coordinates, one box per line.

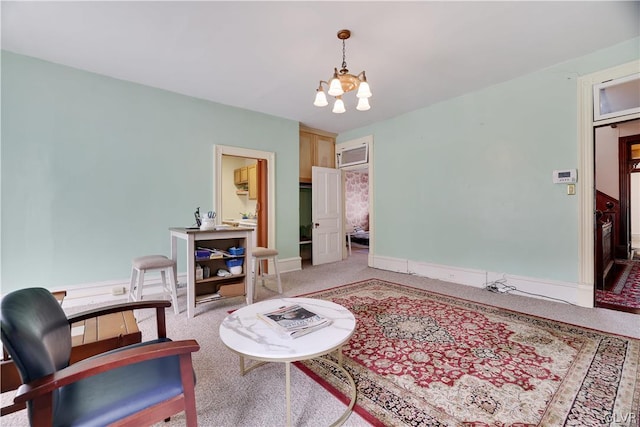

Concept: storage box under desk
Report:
left=218, top=282, right=245, bottom=297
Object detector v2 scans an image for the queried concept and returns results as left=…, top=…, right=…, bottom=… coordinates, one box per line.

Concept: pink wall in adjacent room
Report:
left=345, top=171, right=369, bottom=231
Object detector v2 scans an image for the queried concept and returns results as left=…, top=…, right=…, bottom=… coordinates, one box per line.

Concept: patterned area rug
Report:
left=596, top=261, right=640, bottom=309
left=296, top=279, right=640, bottom=426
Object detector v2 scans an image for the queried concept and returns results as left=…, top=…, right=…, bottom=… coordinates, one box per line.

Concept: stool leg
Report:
left=273, top=257, right=282, bottom=294
left=128, top=267, right=137, bottom=302
left=167, top=267, right=180, bottom=315
left=160, top=270, right=168, bottom=298
left=253, top=257, right=259, bottom=300
left=136, top=269, right=145, bottom=302
left=260, top=259, right=266, bottom=287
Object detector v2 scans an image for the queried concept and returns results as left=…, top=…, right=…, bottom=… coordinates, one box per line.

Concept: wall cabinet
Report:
left=234, top=167, right=249, bottom=185
left=248, top=164, right=257, bottom=199
left=234, top=164, right=257, bottom=199
left=299, top=126, right=337, bottom=183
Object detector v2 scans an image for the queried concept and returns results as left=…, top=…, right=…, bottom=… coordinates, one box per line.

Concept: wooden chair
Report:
left=1, top=288, right=199, bottom=426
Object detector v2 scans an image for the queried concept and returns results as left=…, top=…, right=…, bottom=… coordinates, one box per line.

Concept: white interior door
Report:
left=312, top=166, right=343, bottom=265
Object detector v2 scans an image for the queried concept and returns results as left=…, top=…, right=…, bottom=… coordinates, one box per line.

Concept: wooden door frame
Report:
left=214, top=145, right=276, bottom=250
left=256, top=159, right=268, bottom=247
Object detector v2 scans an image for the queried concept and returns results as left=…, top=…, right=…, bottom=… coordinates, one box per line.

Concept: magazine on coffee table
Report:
left=258, top=304, right=332, bottom=339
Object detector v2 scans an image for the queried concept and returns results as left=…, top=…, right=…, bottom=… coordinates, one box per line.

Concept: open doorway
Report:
left=619, top=137, right=640, bottom=257
left=578, top=60, right=640, bottom=308
left=632, top=146, right=640, bottom=254
left=593, top=120, right=640, bottom=313
left=219, top=155, right=262, bottom=242
left=344, top=167, right=370, bottom=257
left=214, top=145, right=275, bottom=251
left=336, top=135, right=374, bottom=266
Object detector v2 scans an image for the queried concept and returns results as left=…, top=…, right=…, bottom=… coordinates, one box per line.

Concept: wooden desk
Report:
left=170, top=227, right=254, bottom=318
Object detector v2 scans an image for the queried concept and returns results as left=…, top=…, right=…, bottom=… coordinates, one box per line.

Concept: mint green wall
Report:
left=1, top=51, right=299, bottom=292
left=3, top=37, right=638, bottom=293
left=340, top=38, right=640, bottom=284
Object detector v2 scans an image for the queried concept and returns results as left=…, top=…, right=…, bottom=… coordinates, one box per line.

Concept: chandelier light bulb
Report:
left=356, top=97, right=370, bottom=111
left=332, top=97, right=346, bottom=114
left=314, top=89, right=328, bottom=107
left=356, top=81, right=372, bottom=98
left=328, top=73, right=344, bottom=97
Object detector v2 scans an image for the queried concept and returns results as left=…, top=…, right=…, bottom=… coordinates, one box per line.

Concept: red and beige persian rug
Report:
left=296, top=279, right=640, bottom=426
left=596, top=260, right=640, bottom=310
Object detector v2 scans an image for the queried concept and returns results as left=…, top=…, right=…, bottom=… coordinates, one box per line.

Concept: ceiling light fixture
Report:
left=313, top=29, right=372, bottom=114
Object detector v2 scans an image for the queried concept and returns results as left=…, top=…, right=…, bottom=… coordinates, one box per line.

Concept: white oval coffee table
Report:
left=219, top=297, right=357, bottom=427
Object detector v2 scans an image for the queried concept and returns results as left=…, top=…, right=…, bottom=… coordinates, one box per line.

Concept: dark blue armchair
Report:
left=1, top=287, right=199, bottom=426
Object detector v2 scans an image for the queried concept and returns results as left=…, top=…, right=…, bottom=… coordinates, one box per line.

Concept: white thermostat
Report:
left=552, top=169, right=577, bottom=184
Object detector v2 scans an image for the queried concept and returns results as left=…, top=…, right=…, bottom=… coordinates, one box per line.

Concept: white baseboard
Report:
left=36, top=255, right=588, bottom=309
left=278, top=256, right=302, bottom=273
left=58, top=274, right=188, bottom=308
left=60, top=258, right=300, bottom=308
left=373, top=255, right=585, bottom=306
left=372, top=255, right=408, bottom=273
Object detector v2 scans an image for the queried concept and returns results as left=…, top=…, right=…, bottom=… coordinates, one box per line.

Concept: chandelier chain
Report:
left=341, top=39, right=347, bottom=73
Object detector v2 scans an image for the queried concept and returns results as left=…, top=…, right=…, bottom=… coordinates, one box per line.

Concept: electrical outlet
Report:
left=111, top=286, right=125, bottom=296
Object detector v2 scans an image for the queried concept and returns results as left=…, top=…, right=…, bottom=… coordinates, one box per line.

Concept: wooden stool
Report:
left=128, top=255, right=180, bottom=315
left=252, top=247, right=283, bottom=297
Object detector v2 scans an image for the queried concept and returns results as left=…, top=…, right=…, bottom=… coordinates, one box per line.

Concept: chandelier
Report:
left=313, top=29, right=372, bottom=113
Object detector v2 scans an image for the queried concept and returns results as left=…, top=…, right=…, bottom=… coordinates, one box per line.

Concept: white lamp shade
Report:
left=328, top=78, right=344, bottom=97
left=356, top=81, right=372, bottom=98
left=314, top=90, right=328, bottom=107
left=356, top=97, right=370, bottom=111
left=332, top=98, right=346, bottom=114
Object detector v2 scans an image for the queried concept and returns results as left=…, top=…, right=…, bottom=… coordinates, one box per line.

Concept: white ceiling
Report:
left=2, top=1, right=639, bottom=134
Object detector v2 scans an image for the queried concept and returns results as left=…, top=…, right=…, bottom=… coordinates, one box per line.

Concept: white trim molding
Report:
left=277, top=257, right=302, bottom=274
left=56, top=257, right=299, bottom=309
left=49, top=274, right=187, bottom=309
left=374, top=255, right=581, bottom=305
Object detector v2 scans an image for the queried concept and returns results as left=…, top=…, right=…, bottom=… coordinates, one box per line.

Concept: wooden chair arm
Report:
left=14, top=339, right=199, bottom=404
left=66, top=300, right=170, bottom=322
left=66, top=300, right=171, bottom=338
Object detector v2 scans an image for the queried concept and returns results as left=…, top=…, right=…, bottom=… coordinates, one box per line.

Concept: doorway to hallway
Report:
left=593, top=121, right=640, bottom=314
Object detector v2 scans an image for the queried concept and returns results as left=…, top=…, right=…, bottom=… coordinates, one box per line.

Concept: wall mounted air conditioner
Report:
left=336, top=142, right=368, bottom=168
left=593, top=73, right=640, bottom=122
